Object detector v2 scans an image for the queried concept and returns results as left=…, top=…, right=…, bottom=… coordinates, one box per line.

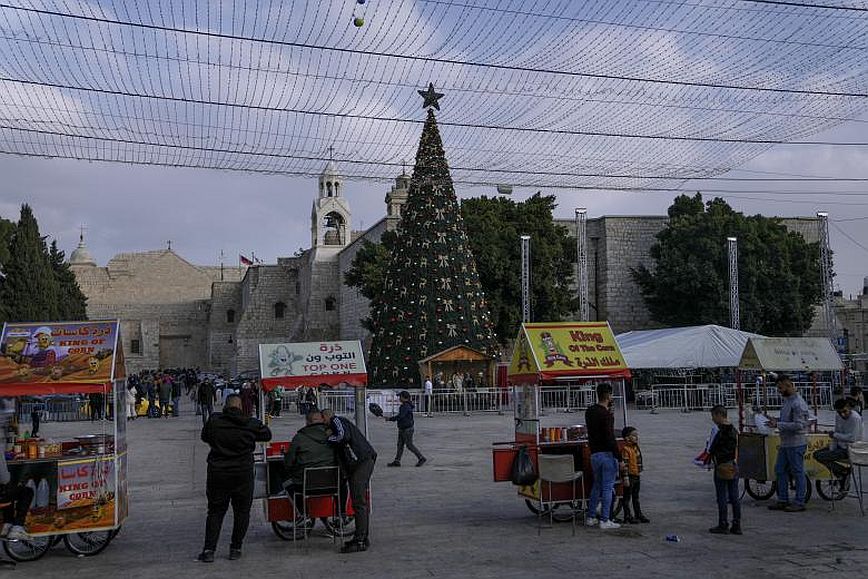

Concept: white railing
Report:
left=17, top=397, right=91, bottom=423
left=634, top=382, right=833, bottom=412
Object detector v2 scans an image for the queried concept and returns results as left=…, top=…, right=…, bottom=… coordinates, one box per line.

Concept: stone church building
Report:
left=69, top=161, right=821, bottom=376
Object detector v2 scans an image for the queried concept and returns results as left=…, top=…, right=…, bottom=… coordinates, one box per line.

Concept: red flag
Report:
left=239, top=254, right=253, bottom=266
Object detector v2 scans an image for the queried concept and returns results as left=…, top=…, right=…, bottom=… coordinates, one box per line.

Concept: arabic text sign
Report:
left=0, top=321, right=119, bottom=385
left=259, top=340, right=367, bottom=381
left=57, top=458, right=115, bottom=510
left=517, top=322, right=629, bottom=377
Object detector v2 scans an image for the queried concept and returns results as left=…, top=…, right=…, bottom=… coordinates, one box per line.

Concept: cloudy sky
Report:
left=0, top=0, right=866, bottom=294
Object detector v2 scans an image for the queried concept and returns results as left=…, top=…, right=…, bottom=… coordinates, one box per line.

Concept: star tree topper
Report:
left=418, top=83, right=444, bottom=110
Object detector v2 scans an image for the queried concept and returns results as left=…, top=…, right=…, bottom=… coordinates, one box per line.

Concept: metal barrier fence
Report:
left=634, top=382, right=833, bottom=412
left=17, top=397, right=91, bottom=423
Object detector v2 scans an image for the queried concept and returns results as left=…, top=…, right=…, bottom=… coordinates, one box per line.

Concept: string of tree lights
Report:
left=0, top=0, right=866, bottom=191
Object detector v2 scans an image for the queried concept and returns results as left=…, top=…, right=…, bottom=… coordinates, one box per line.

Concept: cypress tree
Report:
left=0, top=216, right=13, bottom=323
left=368, top=97, right=499, bottom=386
left=49, top=240, right=88, bottom=320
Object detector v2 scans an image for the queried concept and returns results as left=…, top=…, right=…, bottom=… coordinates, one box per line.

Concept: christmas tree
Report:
left=368, top=86, right=499, bottom=386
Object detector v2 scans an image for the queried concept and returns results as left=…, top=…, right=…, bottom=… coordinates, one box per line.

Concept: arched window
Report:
left=326, top=181, right=333, bottom=197
left=274, top=302, right=286, bottom=319
left=226, top=309, right=235, bottom=324
left=324, top=297, right=336, bottom=311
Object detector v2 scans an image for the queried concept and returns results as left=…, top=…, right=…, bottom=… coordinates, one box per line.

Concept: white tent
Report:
left=616, top=324, right=764, bottom=370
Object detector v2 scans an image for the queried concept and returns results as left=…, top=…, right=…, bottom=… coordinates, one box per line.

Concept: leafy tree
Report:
left=367, top=109, right=499, bottom=385
left=0, top=204, right=59, bottom=323
left=343, top=231, right=395, bottom=331
left=633, top=194, right=822, bottom=336
left=0, top=216, right=14, bottom=322
left=49, top=240, right=88, bottom=320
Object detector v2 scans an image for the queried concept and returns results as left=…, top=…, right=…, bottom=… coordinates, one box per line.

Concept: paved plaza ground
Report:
left=13, top=406, right=868, bottom=578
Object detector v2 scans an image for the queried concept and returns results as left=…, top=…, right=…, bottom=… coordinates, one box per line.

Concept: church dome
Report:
left=69, top=233, right=96, bottom=266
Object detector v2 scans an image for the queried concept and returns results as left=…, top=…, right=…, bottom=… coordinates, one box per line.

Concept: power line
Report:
left=831, top=222, right=868, bottom=255
left=1, top=3, right=866, bottom=98
left=739, top=0, right=868, bottom=11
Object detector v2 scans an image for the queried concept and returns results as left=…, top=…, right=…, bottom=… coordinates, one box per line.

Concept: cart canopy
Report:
left=617, top=324, right=763, bottom=369
left=508, top=322, right=630, bottom=384
left=259, top=340, right=367, bottom=390
left=0, top=320, right=124, bottom=395
left=738, top=337, right=842, bottom=371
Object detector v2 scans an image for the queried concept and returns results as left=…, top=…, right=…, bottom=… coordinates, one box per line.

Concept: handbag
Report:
left=715, top=460, right=738, bottom=480
left=510, top=445, right=538, bottom=486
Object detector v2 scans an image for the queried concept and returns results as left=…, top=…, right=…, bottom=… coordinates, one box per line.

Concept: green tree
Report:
left=0, top=204, right=59, bottom=323
left=367, top=109, right=499, bottom=385
left=343, top=231, right=395, bottom=331
left=633, top=194, right=822, bottom=335
left=0, top=216, right=14, bottom=322
left=49, top=240, right=88, bottom=320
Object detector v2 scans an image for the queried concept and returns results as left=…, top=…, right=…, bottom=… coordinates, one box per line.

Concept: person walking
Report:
left=198, top=395, right=272, bottom=562
left=322, top=408, right=376, bottom=553
left=126, top=385, right=137, bottom=420
left=385, top=391, right=426, bottom=467
left=766, top=374, right=810, bottom=512
left=424, top=376, right=434, bottom=417
left=172, top=377, right=182, bottom=417
left=585, top=382, right=621, bottom=529
left=159, top=376, right=172, bottom=418
left=197, top=380, right=215, bottom=427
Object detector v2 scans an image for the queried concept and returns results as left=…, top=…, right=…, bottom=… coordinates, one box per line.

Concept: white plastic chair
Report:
left=848, top=441, right=868, bottom=516
left=537, top=454, right=584, bottom=536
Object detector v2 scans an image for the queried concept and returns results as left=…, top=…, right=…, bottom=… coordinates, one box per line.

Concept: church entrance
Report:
left=159, top=335, right=197, bottom=369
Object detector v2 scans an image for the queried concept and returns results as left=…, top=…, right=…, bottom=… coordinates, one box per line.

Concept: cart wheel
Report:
left=549, top=504, right=580, bottom=523
left=744, top=479, right=776, bottom=501
left=271, top=517, right=314, bottom=541
left=323, top=515, right=355, bottom=538
left=63, top=530, right=114, bottom=556
left=816, top=477, right=849, bottom=501
left=524, top=499, right=548, bottom=516
left=3, top=535, right=54, bottom=562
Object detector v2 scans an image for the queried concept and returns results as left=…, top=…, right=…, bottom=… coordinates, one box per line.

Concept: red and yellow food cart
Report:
left=0, top=320, right=128, bottom=562
left=257, top=340, right=368, bottom=540
left=492, top=322, right=631, bottom=517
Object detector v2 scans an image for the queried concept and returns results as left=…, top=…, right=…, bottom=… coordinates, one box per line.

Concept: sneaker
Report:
left=783, top=504, right=805, bottom=512
left=387, top=461, right=401, bottom=467
left=599, top=519, right=621, bottom=530
left=585, top=517, right=599, bottom=527
left=637, top=515, right=650, bottom=524
left=416, top=458, right=427, bottom=467
left=228, top=548, right=242, bottom=560
left=730, top=522, right=743, bottom=535
left=6, top=526, right=29, bottom=541
left=340, top=540, right=367, bottom=553
left=767, top=502, right=789, bottom=511
left=622, top=515, right=637, bottom=524
left=196, top=550, right=215, bottom=563
left=709, top=524, right=729, bottom=534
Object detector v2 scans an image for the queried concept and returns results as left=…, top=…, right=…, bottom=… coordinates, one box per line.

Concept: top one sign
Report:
left=0, top=320, right=123, bottom=392
left=258, top=340, right=367, bottom=389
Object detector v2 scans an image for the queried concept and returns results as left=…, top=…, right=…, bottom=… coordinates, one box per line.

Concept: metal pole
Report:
left=355, top=388, right=367, bottom=437
left=521, top=235, right=531, bottom=323
left=817, top=211, right=838, bottom=346
left=727, top=237, right=739, bottom=330
left=575, top=208, right=589, bottom=321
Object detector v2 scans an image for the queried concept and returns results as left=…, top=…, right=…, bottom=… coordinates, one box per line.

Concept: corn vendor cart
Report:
left=735, top=336, right=844, bottom=502
left=257, top=340, right=368, bottom=540
left=0, top=320, right=128, bottom=562
left=492, top=322, right=631, bottom=518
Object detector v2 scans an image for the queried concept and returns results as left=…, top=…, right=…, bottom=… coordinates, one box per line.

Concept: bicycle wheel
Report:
left=744, top=479, right=776, bottom=501
left=816, top=477, right=849, bottom=501
left=271, top=517, right=314, bottom=541
left=63, top=530, right=114, bottom=556
left=3, top=535, right=53, bottom=562
left=525, top=499, right=548, bottom=516
left=323, top=515, right=355, bottom=537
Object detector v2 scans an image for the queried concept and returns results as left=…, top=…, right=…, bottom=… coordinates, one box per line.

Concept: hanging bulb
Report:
left=353, top=15, right=364, bottom=27
left=357, top=0, right=367, bottom=4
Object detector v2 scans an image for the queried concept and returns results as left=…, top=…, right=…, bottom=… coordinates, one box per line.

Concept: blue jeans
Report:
left=714, top=474, right=741, bottom=525
left=588, top=452, right=618, bottom=521
left=172, top=397, right=180, bottom=417
left=775, top=444, right=807, bottom=506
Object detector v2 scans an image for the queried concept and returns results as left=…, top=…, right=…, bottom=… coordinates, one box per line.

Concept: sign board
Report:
left=0, top=320, right=123, bottom=394
left=57, top=457, right=115, bottom=510
left=738, top=337, right=842, bottom=371
left=259, top=340, right=367, bottom=389
left=508, top=322, right=630, bottom=383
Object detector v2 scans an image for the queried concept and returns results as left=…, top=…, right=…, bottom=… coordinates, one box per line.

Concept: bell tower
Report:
left=311, top=150, right=351, bottom=249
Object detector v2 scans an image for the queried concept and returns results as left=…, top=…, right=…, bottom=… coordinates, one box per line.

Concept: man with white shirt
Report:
left=424, top=375, right=434, bottom=417
left=814, top=398, right=862, bottom=483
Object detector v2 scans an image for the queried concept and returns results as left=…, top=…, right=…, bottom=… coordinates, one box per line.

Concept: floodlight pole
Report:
left=817, top=212, right=838, bottom=346
left=521, top=235, right=531, bottom=323
left=576, top=208, right=589, bottom=321
left=727, top=237, right=739, bottom=330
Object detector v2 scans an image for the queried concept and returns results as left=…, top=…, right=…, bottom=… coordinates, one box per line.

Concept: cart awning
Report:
left=0, top=320, right=125, bottom=395
left=738, top=337, right=842, bottom=371
left=259, top=340, right=367, bottom=390
left=508, top=322, right=630, bottom=383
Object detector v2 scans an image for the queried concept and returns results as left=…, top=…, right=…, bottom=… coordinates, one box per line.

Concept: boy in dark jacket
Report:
left=708, top=405, right=741, bottom=535
left=198, top=394, right=272, bottom=562
left=385, top=391, right=427, bottom=468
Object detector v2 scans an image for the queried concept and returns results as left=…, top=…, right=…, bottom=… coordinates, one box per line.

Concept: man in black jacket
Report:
left=584, top=382, right=622, bottom=530
left=322, top=408, right=376, bottom=553
left=385, top=390, right=427, bottom=467
left=198, top=394, right=271, bottom=562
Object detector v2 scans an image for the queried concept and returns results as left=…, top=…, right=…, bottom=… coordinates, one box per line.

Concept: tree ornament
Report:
left=353, top=16, right=364, bottom=27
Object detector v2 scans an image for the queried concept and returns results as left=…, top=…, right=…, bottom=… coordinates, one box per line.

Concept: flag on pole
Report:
left=239, top=254, right=253, bottom=266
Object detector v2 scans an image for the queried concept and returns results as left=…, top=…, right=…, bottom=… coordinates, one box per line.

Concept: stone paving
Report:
left=13, top=406, right=868, bottom=578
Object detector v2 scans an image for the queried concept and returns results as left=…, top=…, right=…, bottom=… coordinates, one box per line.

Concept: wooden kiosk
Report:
left=0, top=320, right=128, bottom=562
left=492, top=322, right=631, bottom=515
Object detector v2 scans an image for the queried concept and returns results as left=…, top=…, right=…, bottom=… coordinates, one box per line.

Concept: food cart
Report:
left=0, top=320, right=127, bottom=562
left=735, top=337, right=843, bottom=502
left=257, top=340, right=367, bottom=540
left=492, top=322, right=630, bottom=517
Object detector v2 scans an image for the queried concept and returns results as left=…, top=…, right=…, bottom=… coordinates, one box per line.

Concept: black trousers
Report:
left=203, top=468, right=254, bottom=551
left=395, top=428, right=424, bottom=462
left=349, top=456, right=375, bottom=542
left=615, top=474, right=644, bottom=518
left=1, top=485, right=33, bottom=526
